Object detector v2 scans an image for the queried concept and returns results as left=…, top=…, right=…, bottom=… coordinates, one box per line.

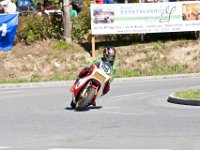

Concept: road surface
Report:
left=0, top=76, right=200, bottom=150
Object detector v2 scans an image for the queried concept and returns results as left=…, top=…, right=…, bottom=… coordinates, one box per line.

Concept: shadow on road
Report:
left=65, top=106, right=103, bottom=112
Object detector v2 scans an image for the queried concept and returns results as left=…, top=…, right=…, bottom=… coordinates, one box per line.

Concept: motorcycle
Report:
left=70, top=61, right=111, bottom=110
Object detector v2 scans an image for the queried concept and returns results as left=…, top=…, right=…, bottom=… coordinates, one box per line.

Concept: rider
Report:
left=70, top=46, right=117, bottom=107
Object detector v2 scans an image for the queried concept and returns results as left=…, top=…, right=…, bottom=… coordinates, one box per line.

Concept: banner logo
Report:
left=0, top=23, right=7, bottom=37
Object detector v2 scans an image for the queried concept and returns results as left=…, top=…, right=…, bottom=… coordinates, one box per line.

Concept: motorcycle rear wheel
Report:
left=76, top=87, right=96, bottom=110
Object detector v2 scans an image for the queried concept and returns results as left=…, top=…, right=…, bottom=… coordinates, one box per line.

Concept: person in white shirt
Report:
left=0, top=0, right=17, bottom=13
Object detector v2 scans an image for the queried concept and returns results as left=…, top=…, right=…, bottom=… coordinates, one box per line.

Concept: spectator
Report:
left=69, top=4, right=77, bottom=17
left=71, top=0, right=83, bottom=13
left=44, top=0, right=56, bottom=10
left=117, top=0, right=123, bottom=3
left=36, top=1, right=43, bottom=16
left=143, top=0, right=154, bottom=3
left=104, top=0, right=114, bottom=3
left=94, top=0, right=104, bottom=4
left=155, top=0, right=168, bottom=2
left=0, top=6, right=4, bottom=13
left=0, top=0, right=17, bottom=13
left=17, top=0, right=34, bottom=14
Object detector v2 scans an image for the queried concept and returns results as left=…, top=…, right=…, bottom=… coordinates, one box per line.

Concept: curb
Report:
left=0, top=73, right=200, bottom=89
left=113, top=73, right=200, bottom=83
left=167, top=93, right=200, bottom=106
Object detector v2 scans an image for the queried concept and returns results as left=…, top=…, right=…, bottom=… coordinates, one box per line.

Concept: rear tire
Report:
left=76, top=87, right=96, bottom=110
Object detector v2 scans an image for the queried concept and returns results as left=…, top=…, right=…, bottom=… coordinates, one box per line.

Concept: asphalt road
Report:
left=0, top=75, right=200, bottom=150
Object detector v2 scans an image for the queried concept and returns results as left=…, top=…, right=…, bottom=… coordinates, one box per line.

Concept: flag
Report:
left=0, top=13, right=19, bottom=51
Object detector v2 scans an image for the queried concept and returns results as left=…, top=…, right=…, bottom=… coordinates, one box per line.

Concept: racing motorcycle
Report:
left=70, top=61, right=111, bottom=110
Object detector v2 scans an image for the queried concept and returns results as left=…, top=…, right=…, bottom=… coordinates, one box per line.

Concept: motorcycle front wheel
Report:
left=76, top=87, right=96, bottom=110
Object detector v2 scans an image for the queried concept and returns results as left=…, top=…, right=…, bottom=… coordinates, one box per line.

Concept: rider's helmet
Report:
left=103, top=46, right=116, bottom=65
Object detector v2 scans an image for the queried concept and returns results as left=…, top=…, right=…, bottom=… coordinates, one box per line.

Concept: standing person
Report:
left=69, top=4, right=77, bottom=17
left=70, top=46, right=117, bottom=108
left=94, top=0, right=104, bottom=4
left=71, top=0, right=83, bottom=13
left=0, top=0, right=17, bottom=13
left=43, top=0, right=56, bottom=10
left=104, top=0, right=114, bottom=4
left=36, top=1, right=43, bottom=16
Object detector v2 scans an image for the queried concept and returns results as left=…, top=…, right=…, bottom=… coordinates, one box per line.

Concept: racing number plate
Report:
left=94, top=71, right=106, bottom=82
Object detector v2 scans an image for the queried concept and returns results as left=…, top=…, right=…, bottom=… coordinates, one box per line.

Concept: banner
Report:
left=91, top=2, right=200, bottom=35
left=0, top=13, right=19, bottom=51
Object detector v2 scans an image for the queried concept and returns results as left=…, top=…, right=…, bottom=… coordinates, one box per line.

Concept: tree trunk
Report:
left=62, top=0, right=72, bottom=42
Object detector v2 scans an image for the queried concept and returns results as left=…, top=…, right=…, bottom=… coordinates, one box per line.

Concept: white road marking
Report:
left=0, top=146, right=10, bottom=149
left=48, top=148, right=171, bottom=150
left=110, top=92, right=148, bottom=99
left=109, top=88, right=183, bottom=99
left=0, top=90, right=22, bottom=94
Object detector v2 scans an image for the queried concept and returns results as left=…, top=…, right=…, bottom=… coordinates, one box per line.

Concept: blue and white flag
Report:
left=0, top=13, right=19, bottom=51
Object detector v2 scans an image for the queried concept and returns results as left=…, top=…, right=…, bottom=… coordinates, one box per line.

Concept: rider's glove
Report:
left=84, top=67, right=91, bottom=73
left=78, top=67, right=91, bottom=78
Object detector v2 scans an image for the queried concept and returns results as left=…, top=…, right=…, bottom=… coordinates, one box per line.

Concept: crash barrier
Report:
left=90, top=1, right=200, bottom=57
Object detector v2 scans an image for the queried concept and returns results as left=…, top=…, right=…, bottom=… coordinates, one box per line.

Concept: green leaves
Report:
left=71, top=7, right=91, bottom=43
left=16, top=14, right=62, bottom=44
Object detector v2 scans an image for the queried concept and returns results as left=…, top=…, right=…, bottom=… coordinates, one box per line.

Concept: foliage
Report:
left=0, top=79, right=28, bottom=84
left=16, top=14, right=63, bottom=45
left=48, top=13, right=63, bottom=39
left=30, top=73, right=41, bottom=82
left=84, top=0, right=91, bottom=7
left=52, top=40, right=69, bottom=51
left=71, top=7, right=91, bottom=43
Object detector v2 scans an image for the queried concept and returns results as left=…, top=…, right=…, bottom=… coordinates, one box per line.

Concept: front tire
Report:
left=76, top=87, right=96, bottom=110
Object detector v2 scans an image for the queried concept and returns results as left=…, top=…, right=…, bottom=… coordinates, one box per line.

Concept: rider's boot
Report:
left=70, top=100, right=76, bottom=108
left=70, top=94, right=77, bottom=108
left=90, top=101, right=96, bottom=106
left=89, top=95, right=97, bottom=106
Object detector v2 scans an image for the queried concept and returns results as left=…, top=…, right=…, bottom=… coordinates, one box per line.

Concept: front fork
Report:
left=80, top=81, right=92, bottom=99
left=73, top=81, right=99, bottom=105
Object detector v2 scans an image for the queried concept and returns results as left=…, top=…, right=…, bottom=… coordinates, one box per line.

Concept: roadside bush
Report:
left=16, top=14, right=62, bottom=45
left=71, top=7, right=91, bottom=43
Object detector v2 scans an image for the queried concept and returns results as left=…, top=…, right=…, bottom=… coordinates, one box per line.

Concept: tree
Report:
left=62, top=0, right=72, bottom=42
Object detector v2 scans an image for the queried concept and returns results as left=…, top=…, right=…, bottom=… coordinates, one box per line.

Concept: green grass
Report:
left=0, top=79, right=29, bottom=84
left=115, top=63, right=192, bottom=78
left=175, top=89, right=200, bottom=100
left=52, top=40, right=68, bottom=51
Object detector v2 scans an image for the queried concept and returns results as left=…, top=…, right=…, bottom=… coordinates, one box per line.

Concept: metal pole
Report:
left=92, top=35, right=95, bottom=58
left=139, top=0, right=144, bottom=42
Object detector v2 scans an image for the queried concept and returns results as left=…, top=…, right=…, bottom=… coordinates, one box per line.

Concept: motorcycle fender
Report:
left=74, top=79, right=90, bottom=97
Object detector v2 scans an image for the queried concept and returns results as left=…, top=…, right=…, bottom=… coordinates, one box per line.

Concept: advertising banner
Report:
left=0, top=13, right=19, bottom=51
left=91, top=2, right=200, bottom=35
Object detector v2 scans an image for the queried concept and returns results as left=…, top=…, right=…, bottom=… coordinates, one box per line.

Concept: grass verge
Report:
left=175, top=89, right=200, bottom=100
